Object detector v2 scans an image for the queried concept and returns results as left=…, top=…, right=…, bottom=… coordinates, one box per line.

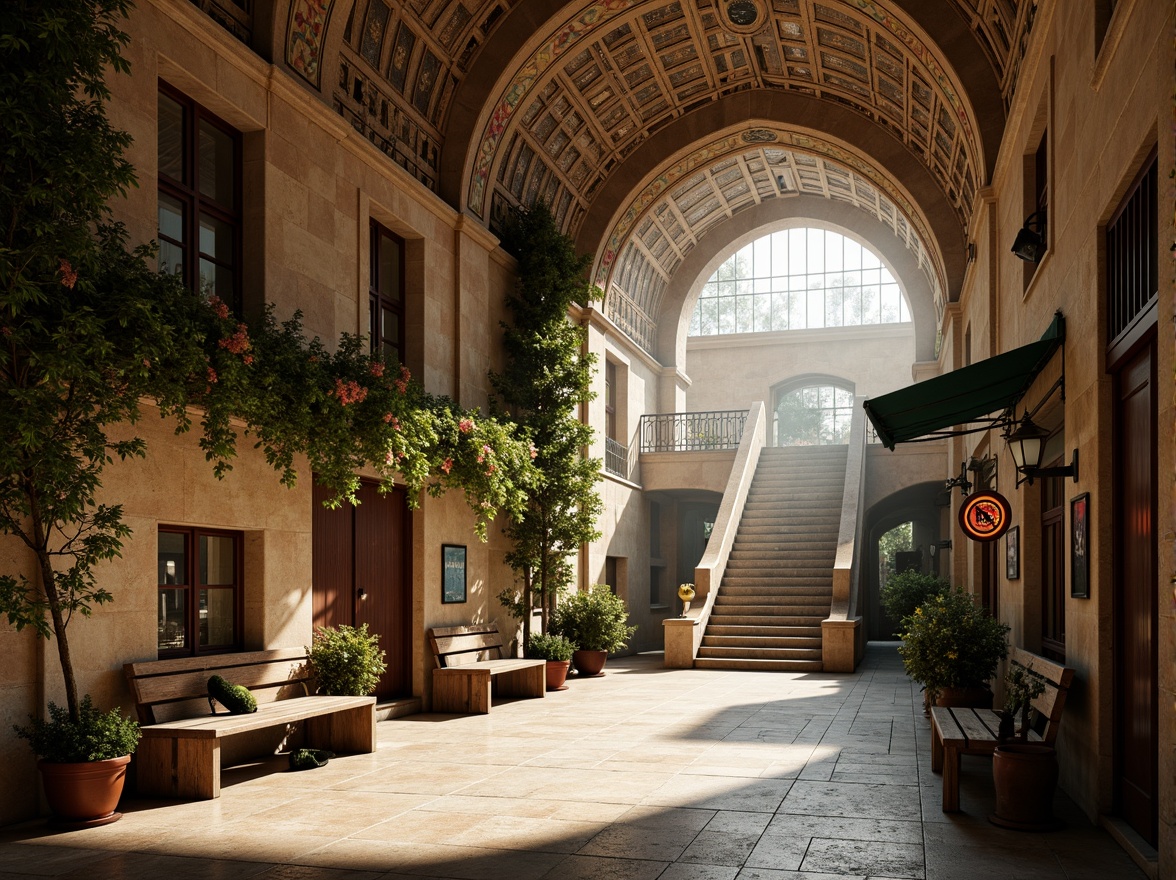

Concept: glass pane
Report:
left=199, top=214, right=234, bottom=262
left=158, top=94, right=184, bottom=181
left=377, top=233, right=401, bottom=301
left=159, top=238, right=185, bottom=279
left=199, top=258, right=235, bottom=302
left=199, top=588, right=235, bottom=647
left=198, top=120, right=235, bottom=208
left=158, top=587, right=188, bottom=651
left=200, top=534, right=235, bottom=585
left=381, top=306, right=399, bottom=344
left=158, top=532, right=187, bottom=584
left=158, top=193, right=184, bottom=242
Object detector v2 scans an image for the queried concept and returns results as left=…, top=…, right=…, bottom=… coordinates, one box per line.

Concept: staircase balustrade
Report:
left=663, top=402, right=766, bottom=667
left=822, top=398, right=868, bottom=671
left=640, top=410, right=749, bottom=453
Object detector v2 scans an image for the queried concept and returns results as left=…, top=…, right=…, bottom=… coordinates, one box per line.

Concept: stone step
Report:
left=720, top=582, right=833, bottom=594
left=697, top=646, right=824, bottom=661
left=694, top=657, right=824, bottom=672
left=702, top=635, right=824, bottom=650
left=712, top=601, right=831, bottom=615
left=708, top=614, right=826, bottom=627
left=705, top=624, right=822, bottom=638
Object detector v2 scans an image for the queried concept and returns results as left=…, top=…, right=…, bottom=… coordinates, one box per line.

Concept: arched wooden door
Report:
left=312, top=481, right=412, bottom=700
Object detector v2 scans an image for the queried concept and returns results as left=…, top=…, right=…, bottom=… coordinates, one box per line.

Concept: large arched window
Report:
left=690, top=228, right=910, bottom=335
left=775, top=384, right=855, bottom=446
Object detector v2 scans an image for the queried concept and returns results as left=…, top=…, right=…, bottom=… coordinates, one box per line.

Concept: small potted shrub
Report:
left=991, top=663, right=1059, bottom=829
left=898, top=588, right=1009, bottom=710
left=14, top=696, right=140, bottom=827
left=526, top=632, right=577, bottom=690
left=549, top=584, right=637, bottom=676
left=306, top=623, right=388, bottom=696
left=880, top=571, right=949, bottom=637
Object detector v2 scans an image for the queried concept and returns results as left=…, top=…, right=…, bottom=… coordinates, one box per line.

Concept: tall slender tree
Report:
left=492, top=203, right=603, bottom=648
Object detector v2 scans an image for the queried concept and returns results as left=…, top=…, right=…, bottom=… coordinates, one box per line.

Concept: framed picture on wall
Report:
left=442, top=544, right=467, bottom=604
left=1005, top=526, right=1019, bottom=580
left=1071, top=493, right=1090, bottom=599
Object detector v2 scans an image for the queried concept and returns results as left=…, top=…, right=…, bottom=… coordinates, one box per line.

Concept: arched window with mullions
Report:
left=690, top=227, right=910, bottom=336
left=775, top=383, right=855, bottom=446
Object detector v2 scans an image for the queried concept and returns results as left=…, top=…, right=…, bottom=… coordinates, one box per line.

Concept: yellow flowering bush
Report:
left=897, top=588, right=1009, bottom=704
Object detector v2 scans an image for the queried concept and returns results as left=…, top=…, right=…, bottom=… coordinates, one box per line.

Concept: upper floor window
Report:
left=689, top=228, right=910, bottom=336
left=158, top=527, right=243, bottom=657
left=370, top=220, right=405, bottom=364
left=157, top=84, right=242, bottom=311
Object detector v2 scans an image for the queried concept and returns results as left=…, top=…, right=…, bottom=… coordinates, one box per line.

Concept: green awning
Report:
left=864, top=313, right=1065, bottom=449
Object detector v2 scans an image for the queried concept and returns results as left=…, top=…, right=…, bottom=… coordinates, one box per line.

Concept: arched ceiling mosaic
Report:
left=598, top=126, right=946, bottom=355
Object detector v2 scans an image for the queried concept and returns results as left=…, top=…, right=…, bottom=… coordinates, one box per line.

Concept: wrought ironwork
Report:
left=605, top=438, right=630, bottom=479
left=639, top=411, right=748, bottom=453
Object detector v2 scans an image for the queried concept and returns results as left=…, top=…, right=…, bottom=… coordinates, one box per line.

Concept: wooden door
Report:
left=312, top=482, right=412, bottom=700
left=1113, top=341, right=1158, bottom=845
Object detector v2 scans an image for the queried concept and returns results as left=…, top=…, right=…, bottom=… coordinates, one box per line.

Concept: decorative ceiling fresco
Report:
left=598, top=126, right=945, bottom=355
left=251, top=0, right=1039, bottom=350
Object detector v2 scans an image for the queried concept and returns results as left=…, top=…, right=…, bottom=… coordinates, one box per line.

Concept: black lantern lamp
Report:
left=1006, top=413, right=1078, bottom=485
left=1011, top=211, right=1047, bottom=262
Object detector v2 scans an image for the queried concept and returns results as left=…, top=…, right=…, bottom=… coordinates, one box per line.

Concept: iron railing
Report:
left=605, top=437, right=630, bottom=479
left=639, top=410, right=748, bottom=453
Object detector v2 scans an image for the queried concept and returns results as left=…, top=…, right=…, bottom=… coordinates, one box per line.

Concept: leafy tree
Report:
left=491, top=203, right=603, bottom=647
left=0, top=0, right=532, bottom=723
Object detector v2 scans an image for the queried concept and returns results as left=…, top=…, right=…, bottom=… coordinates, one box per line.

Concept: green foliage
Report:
left=877, top=521, right=913, bottom=568
left=550, top=585, right=636, bottom=653
left=525, top=632, right=576, bottom=661
left=13, top=695, right=139, bottom=762
left=306, top=624, right=388, bottom=696
left=207, top=675, right=257, bottom=715
left=491, top=203, right=604, bottom=643
left=898, top=589, right=1009, bottom=704
left=0, top=0, right=535, bottom=725
left=880, top=570, right=949, bottom=631
left=1003, top=662, right=1047, bottom=738
left=288, top=748, right=334, bottom=770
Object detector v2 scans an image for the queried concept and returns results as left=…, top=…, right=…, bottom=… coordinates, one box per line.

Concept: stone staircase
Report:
left=696, top=445, right=848, bottom=672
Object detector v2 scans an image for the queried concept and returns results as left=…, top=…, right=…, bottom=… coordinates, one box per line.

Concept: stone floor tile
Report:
left=254, top=867, right=386, bottom=880
left=799, top=838, right=924, bottom=879
left=737, top=868, right=865, bottom=879
left=678, top=830, right=764, bottom=866
left=659, top=864, right=741, bottom=880
left=764, top=813, right=923, bottom=844
left=778, top=780, right=922, bottom=821
left=537, top=855, right=668, bottom=880
left=643, top=775, right=792, bottom=812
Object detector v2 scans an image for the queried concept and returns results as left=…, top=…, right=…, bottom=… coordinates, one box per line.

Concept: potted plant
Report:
left=898, top=588, right=1009, bottom=710
left=13, top=697, right=140, bottom=828
left=526, top=632, right=577, bottom=690
left=990, top=662, right=1059, bottom=830
left=306, top=624, right=388, bottom=696
left=549, top=584, right=637, bottom=676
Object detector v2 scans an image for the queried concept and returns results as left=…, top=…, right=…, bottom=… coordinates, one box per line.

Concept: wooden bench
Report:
left=929, top=647, right=1074, bottom=812
left=124, top=647, right=376, bottom=799
left=427, top=624, right=546, bottom=714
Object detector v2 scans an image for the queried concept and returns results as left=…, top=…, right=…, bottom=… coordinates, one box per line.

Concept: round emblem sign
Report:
left=958, top=491, right=1012, bottom=542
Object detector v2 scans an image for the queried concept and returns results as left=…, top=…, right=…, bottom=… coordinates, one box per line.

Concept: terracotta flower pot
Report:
left=571, top=649, right=607, bottom=676
left=990, top=743, right=1062, bottom=831
left=545, top=660, right=570, bottom=690
left=38, top=754, right=131, bottom=828
left=934, top=685, right=993, bottom=709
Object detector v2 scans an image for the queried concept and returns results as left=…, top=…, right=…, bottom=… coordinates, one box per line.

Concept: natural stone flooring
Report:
left=0, top=644, right=1145, bottom=879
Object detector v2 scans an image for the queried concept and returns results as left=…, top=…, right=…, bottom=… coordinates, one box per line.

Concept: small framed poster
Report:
left=442, top=544, right=467, bottom=604
left=1071, top=493, right=1089, bottom=599
left=1005, top=526, right=1019, bottom=580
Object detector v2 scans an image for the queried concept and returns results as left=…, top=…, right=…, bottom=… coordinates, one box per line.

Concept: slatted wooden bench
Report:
left=929, top=647, right=1074, bottom=812
left=124, top=647, right=376, bottom=800
left=427, top=623, right=546, bottom=714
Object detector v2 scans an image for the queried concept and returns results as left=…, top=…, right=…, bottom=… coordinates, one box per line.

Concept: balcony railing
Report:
left=639, top=410, right=749, bottom=453
left=605, top=437, right=630, bottom=479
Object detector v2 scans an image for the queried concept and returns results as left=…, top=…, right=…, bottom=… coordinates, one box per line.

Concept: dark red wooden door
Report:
left=1113, top=341, right=1157, bottom=846
left=312, top=482, right=412, bottom=700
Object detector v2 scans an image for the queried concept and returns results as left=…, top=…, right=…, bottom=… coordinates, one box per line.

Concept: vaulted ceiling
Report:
left=235, top=0, right=1037, bottom=355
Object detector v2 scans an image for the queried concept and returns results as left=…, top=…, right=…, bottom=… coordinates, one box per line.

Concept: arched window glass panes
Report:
left=690, top=228, right=910, bottom=335
left=776, top=385, right=855, bottom=446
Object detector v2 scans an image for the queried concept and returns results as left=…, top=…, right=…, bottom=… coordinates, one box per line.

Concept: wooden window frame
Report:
left=1105, top=149, right=1158, bottom=360
left=157, top=526, right=244, bottom=658
left=1040, top=464, right=1066, bottom=662
left=157, top=82, right=242, bottom=313
left=369, top=220, right=406, bottom=365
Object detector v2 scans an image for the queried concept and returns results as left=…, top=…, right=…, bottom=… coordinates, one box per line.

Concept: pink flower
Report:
left=441, top=457, right=453, bottom=474
left=242, top=354, right=253, bottom=366
left=333, top=378, right=368, bottom=405
left=486, top=465, right=496, bottom=475
left=219, top=323, right=251, bottom=355
left=482, top=444, right=493, bottom=455
left=206, top=366, right=218, bottom=384
left=370, top=361, right=385, bottom=378
left=529, top=443, right=538, bottom=459
left=393, top=364, right=411, bottom=394
left=383, top=412, right=393, bottom=423
left=58, top=258, right=77, bottom=289
left=142, top=359, right=151, bottom=368
left=391, top=417, right=400, bottom=431
left=459, top=418, right=474, bottom=433
left=208, top=295, right=230, bottom=320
